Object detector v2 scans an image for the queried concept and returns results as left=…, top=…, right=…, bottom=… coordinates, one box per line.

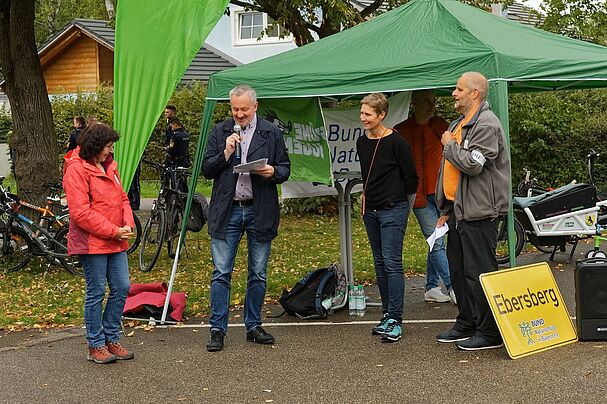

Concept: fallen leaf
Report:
left=263, top=389, right=272, bottom=393
left=126, top=331, right=135, bottom=337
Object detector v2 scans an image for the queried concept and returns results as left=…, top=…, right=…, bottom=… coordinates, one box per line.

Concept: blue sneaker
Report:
left=381, top=319, right=402, bottom=342
left=371, top=314, right=389, bottom=335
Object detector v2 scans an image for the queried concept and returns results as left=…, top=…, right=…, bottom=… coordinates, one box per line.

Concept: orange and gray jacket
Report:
left=435, top=100, right=510, bottom=222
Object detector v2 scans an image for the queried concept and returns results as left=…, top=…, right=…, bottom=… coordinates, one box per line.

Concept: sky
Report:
left=522, top=0, right=543, bottom=11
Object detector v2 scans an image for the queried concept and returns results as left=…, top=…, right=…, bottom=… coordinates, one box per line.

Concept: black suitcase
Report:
left=575, top=258, right=607, bottom=340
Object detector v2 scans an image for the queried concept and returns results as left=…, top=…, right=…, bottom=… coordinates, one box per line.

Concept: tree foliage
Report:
left=229, top=0, right=512, bottom=46
left=33, top=0, right=115, bottom=44
left=537, top=0, right=607, bottom=45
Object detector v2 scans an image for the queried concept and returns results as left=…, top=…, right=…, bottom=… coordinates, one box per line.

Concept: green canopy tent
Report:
left=171, top=0, right=607, bottom=312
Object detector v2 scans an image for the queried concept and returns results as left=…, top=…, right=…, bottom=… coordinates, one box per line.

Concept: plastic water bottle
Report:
left=356, top=285, right=366, bottom=317
left=348, top=285, right=357, bottom=316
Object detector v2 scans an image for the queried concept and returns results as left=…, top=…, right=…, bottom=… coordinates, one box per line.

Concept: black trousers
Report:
left=128, top=164, right=141, bottom=210
left=447, top=215, right=501, bottom=340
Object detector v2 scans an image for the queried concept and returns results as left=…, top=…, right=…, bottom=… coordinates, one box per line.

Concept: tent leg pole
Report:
left=161, top=235, right=183, bottom=323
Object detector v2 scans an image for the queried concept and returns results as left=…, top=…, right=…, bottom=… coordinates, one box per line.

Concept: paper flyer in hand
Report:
left=233, top=158, right=268, bottom=174
left=426, top=223, right=449, bottom=250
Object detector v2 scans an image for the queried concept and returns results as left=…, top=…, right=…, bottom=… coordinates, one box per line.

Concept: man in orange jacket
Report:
left=395, top=90, right=454, bottom=304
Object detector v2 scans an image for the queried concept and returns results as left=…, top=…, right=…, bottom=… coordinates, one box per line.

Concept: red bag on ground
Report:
left=123, top=282, right=186, bottom=322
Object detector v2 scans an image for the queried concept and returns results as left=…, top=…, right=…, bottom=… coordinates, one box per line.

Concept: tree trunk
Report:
left=0, top=0, right=59, bottom=206
left=104, top=0, right=115, bottom=19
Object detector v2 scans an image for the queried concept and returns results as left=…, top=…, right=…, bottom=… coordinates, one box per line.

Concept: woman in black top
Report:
left=356, top=93, right=418, bottom=342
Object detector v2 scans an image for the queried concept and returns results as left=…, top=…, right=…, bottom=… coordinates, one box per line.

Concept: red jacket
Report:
left=63, top=148, right=134, bottom=255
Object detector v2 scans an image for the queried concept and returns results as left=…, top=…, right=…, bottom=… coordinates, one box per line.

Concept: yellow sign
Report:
left=480, top=263, right=577, bottom=359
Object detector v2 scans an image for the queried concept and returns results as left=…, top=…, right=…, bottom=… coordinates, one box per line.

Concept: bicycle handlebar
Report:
left=586, top=149, right=600, bottom=160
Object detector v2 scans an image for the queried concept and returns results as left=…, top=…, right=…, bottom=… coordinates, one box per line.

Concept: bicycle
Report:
left=516, top=168, right=550, bottom=197
left=0, top=176, right=81, bottom=275
left=139, top=159, right=190, bottom=272
left=497, top=150, right=607, bottom=264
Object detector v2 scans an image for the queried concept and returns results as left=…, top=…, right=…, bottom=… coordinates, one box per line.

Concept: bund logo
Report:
left=519, top=321, right=535, bottom=345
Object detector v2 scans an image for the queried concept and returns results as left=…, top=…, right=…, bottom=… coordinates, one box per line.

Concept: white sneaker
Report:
left=449, top=289, right=457, bottom=305
left=424, top=287, right=451, bottom=303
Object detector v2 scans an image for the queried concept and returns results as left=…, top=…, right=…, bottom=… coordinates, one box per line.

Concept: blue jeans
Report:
left=413, top=195, right=452, bottom=291
left=210, top=205, right=271, bottom=333
left=80, top=252, right=130, bottom=348
left=363, top=200, right=411, bottom=323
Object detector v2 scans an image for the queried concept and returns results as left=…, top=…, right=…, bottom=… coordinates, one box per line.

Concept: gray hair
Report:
left=229, top=84, right=257, bottom=103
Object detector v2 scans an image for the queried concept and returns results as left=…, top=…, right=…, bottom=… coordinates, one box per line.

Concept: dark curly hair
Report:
left=79, top=123, right=120, bottom=161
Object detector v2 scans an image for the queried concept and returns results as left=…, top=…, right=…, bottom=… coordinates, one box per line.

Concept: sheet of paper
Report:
left=426, top=223, right=449, bottom=250
left=233, top=158, right=268, bottom=174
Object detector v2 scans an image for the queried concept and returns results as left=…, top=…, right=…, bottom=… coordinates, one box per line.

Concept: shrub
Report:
left=0, top=106, right=13, bottom=143
left=48, top=82, right=230, bottom=181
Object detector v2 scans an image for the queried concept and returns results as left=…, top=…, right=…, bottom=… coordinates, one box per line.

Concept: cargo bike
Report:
left=497, top=182, right=607, bottom=264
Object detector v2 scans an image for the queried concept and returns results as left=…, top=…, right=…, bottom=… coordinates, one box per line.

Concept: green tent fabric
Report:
left=207, top=0, right=607, bottom=100
left=113, top=0, right=229, bottom=192
left=194, top=0, right=607, bottom=267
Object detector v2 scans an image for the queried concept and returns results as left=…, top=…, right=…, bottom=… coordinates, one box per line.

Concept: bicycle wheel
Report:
left=126, top=214, right=142, bottom=254
left=139, top=209, right=166, bottom=272
left=495, top=216, right=525, bottom=265
left=0, top=226, right=33, bottom=272
left=166, top=193, right=183, bottom=259
left=54, top=227, right=83, bottom=276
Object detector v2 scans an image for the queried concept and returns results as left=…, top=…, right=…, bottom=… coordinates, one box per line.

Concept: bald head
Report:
left=452, top=72, right=488, bottom=116
left=461, top=72, right=488, bottom=100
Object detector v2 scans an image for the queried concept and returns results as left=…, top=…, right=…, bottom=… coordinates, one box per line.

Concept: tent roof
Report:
left=207, top=0, right=607, bottom=100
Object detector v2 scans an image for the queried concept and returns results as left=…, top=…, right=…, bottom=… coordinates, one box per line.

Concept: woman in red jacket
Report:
left=63, top=123, right=135, bottom=364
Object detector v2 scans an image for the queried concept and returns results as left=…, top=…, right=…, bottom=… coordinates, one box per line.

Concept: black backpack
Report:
left=186, top=193, right=208, bottom=232
left=275, top=265, right=338, bottom=319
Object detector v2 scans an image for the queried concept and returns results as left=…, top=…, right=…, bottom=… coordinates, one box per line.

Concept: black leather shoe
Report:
left=246, top=326, right=275, bottom=344
left=206, top=329, right=225, bottom=352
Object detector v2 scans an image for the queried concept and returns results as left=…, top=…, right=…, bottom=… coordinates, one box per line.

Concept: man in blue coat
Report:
left=202, top=84, right=291, bottom=352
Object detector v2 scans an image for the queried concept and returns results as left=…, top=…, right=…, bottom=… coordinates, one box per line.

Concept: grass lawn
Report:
left=0, top=213, right=429, bottom=329
left=140, top=179, right=213, bottom=198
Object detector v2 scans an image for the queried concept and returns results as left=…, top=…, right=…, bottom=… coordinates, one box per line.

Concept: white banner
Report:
left=282, top=91, right=411, bottom=198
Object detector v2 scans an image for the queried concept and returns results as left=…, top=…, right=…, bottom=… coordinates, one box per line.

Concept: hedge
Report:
left=1, top=86, right=606, bottom=208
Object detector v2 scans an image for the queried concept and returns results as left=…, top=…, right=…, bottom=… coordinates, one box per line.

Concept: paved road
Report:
left=1, top=243, right=606, bottom=403
left=0, top=143, right=10, bottom=178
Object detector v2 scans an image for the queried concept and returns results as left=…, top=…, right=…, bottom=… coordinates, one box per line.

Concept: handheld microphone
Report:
left=233, top=124, right=242, bottom=162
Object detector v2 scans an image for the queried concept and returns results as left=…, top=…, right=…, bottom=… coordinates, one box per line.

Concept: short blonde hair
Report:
left=361, top=93, right=388, bottom=117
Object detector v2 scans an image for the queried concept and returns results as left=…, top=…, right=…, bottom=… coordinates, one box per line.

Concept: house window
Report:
left=235, top=11, right=291, bottom=45
left=239, top=12, right=264, bottom=40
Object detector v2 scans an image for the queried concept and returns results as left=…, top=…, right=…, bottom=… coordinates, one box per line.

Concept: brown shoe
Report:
left=87, top=346, right=117, bottom=364
left=106, top=342, right=134, bottom=360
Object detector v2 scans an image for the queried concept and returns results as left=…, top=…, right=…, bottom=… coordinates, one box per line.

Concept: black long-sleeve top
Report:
left=356, top=130, right=418, bottom=210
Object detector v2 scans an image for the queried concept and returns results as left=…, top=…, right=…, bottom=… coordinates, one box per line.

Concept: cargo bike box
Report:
left=513, top=183, right=607, bottom=248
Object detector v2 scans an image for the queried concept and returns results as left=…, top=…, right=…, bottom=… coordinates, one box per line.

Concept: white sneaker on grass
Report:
left=424, top=287, right=451, bottom=303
